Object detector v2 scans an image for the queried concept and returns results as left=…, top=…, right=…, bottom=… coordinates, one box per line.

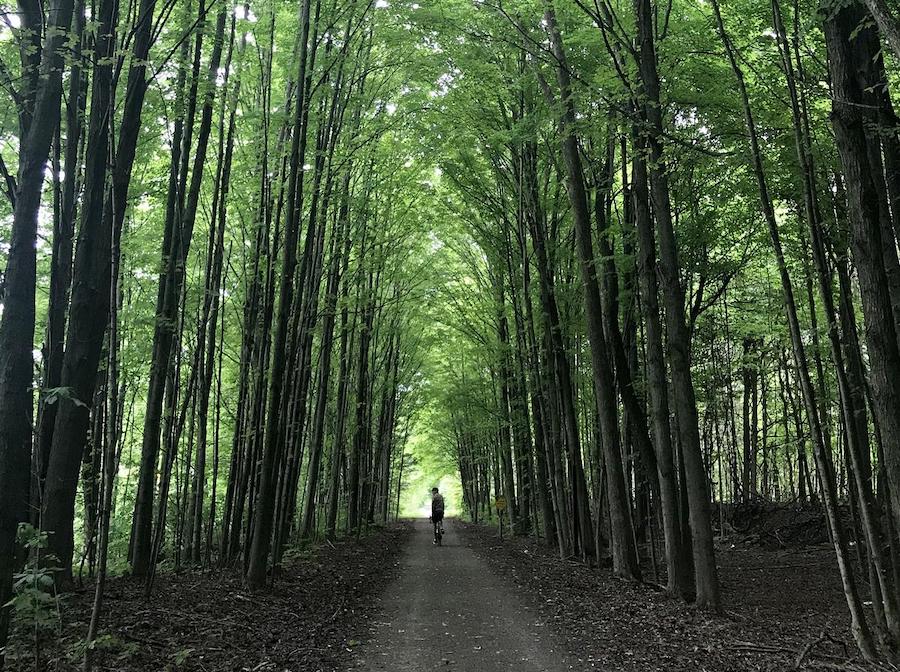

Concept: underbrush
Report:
left=3, top=522, right=412, bottom=672
left=457, top=518, right=885, bottom=671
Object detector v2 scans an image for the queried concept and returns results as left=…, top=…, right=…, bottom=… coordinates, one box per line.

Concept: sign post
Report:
left=495, top=497, right=507, bottom=539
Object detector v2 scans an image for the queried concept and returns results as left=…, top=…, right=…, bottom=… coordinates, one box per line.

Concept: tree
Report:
left=0, top=0, right=78, bottom=657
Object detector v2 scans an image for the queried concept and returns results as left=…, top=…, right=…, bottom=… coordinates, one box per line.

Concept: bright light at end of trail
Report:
left=234, top=5, right=258, bottom=21
left=376, top=0, right=389, bottom=7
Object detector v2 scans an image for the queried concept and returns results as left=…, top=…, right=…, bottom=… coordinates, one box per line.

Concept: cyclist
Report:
left=430, top=487, right=445, bottom=544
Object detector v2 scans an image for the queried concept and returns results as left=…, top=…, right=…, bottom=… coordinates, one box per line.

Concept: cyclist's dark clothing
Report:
left=431, top=493, right=445, bottom=522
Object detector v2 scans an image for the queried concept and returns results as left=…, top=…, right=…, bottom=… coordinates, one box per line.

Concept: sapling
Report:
left=4, top=524, right=63, bottom=671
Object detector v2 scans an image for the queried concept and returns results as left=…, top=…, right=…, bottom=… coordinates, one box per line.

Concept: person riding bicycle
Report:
left=430, top=487, right=445, bottom=543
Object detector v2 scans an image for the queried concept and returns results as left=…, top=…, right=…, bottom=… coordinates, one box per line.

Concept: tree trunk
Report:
left=35, top=0, right=85, bottom=504
left=42, top=0, right=119, bottom=578
left=634, top=0, right=719, bottom=608
left=133, top=5, right=228, bottom=577
left=245, top=0, right=315, bottom=589
left=301, top=171, right=351, bottom=539
left=714, top=0, right=876, bottom=650
left=630, top=128, right=692, bottom=597
left=825, top=0, right=900, bottom=561
left=0, top=0, right=78, bottom=656
left=543, top=1, right=639, bottom=578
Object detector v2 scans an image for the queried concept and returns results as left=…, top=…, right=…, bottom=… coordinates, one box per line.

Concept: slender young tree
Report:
left=245, top=0, right=315, bottom=590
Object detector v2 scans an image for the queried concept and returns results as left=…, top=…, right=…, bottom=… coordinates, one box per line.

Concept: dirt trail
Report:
left=355, top=519, right=573, bottom=672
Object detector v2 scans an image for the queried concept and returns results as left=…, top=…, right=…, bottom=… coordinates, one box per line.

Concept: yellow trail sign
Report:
left=495, top=497, right=507, bottom=511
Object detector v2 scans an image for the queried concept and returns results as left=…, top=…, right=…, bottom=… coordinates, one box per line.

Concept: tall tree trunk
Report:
left=594, top=137, right=660, bottom=534
left=35, top=0, right=85, bottom=503
left=772, top=0, right=900, bottom=644
left=543, top=2, right=639, bottom=578
left=301, top=173, right=351, bottom=539
left=349, top=273, right=375, bottom=532
left=42, top=0, right=119, bottom=578
left=187, top=13, right=240, bottom=564
left=630, top=129, right=692, bottom=597
left=133, top=5, right=228, bottom=577
left=741, top=338, right=756, bottom=503
left=245, top=0, right=315, bottom=589
left=714, top=0, right=876, bottom=651
left=0, top=0, right=78, bottom=656
left=324, top=234, right=355, bottom=538
left=82, top=167, right=123, bottom=672
left=825, top=0, right=900, bottom=561
left=634, top=0, right=720, bottom=608
left=496, top=278, right=520, bottom=532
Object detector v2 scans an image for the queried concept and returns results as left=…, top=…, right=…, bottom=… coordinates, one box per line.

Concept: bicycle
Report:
left=431, top=517, right=444, bottom=546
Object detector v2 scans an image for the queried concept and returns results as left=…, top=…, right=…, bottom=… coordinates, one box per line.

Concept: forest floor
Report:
left=458, top=517, right=889, bottom=672
left=4, top=522, right=412, bottom=672
left=6, top=514, right=894, bottom=671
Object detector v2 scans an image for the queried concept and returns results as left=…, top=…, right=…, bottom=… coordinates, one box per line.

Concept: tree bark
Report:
left=825, top=1, right=900, bottom=559
left=42, top=0, right=119, bottom=578
left=0, top=0, right=78, bottom=656
left=634, top=0, right=719, bottom=608
left=245, top=0, right=315, bottom=588
left=133, top=5, right=228, bottom=576
left=543, top=1, right=639, bottom=578
left=714, top=0, right=875, bottom=650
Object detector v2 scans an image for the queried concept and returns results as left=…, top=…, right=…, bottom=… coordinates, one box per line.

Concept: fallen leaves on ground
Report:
left=5, top=523, right=411, bottom=672
left=457, top=521, right=892, bottom=672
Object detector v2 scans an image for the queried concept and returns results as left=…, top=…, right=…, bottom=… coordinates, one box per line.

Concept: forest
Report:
left=2, top=0, right=900, bottom=667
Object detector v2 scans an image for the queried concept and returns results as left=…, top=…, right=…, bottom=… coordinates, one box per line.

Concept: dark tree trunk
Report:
left=741, top=338, right=758, bottom=503
left=630, top=130, right=692, bottom=597
left=544, top=2, right=638, bottom=578
left=349, top=274, right=375, bottom=532
left=0, top=0, right=78, bottom=656
left=714, top=0, right=875, bottom=650
left=301, top=172, right=351, bottom=539
left=133, top=6, right=228, bottom=577
left=634, top=0, right=719, bottom=609
left=35, top=0, right=85, bottom=502
left=245, top=0, right=315, bottom=589
left=825, top=1, right=900, bottom=559
left=42, top=0, right=119, bottom=578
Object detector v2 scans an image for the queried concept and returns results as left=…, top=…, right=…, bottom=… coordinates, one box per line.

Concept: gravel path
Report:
left=355, top=519, right=573, bottom=672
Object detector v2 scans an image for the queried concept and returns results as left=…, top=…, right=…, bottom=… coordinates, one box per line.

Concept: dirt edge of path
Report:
left=456, top=520, right=883, bottom=672
left=5, top=521, right=413, bottom=672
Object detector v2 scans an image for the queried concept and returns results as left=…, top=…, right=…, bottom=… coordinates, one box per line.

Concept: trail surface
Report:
left=355, top=519, right=573, bottom=672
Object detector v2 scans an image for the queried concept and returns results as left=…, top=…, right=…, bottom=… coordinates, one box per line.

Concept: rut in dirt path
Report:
left=354, top=519, right=573, bottom=672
